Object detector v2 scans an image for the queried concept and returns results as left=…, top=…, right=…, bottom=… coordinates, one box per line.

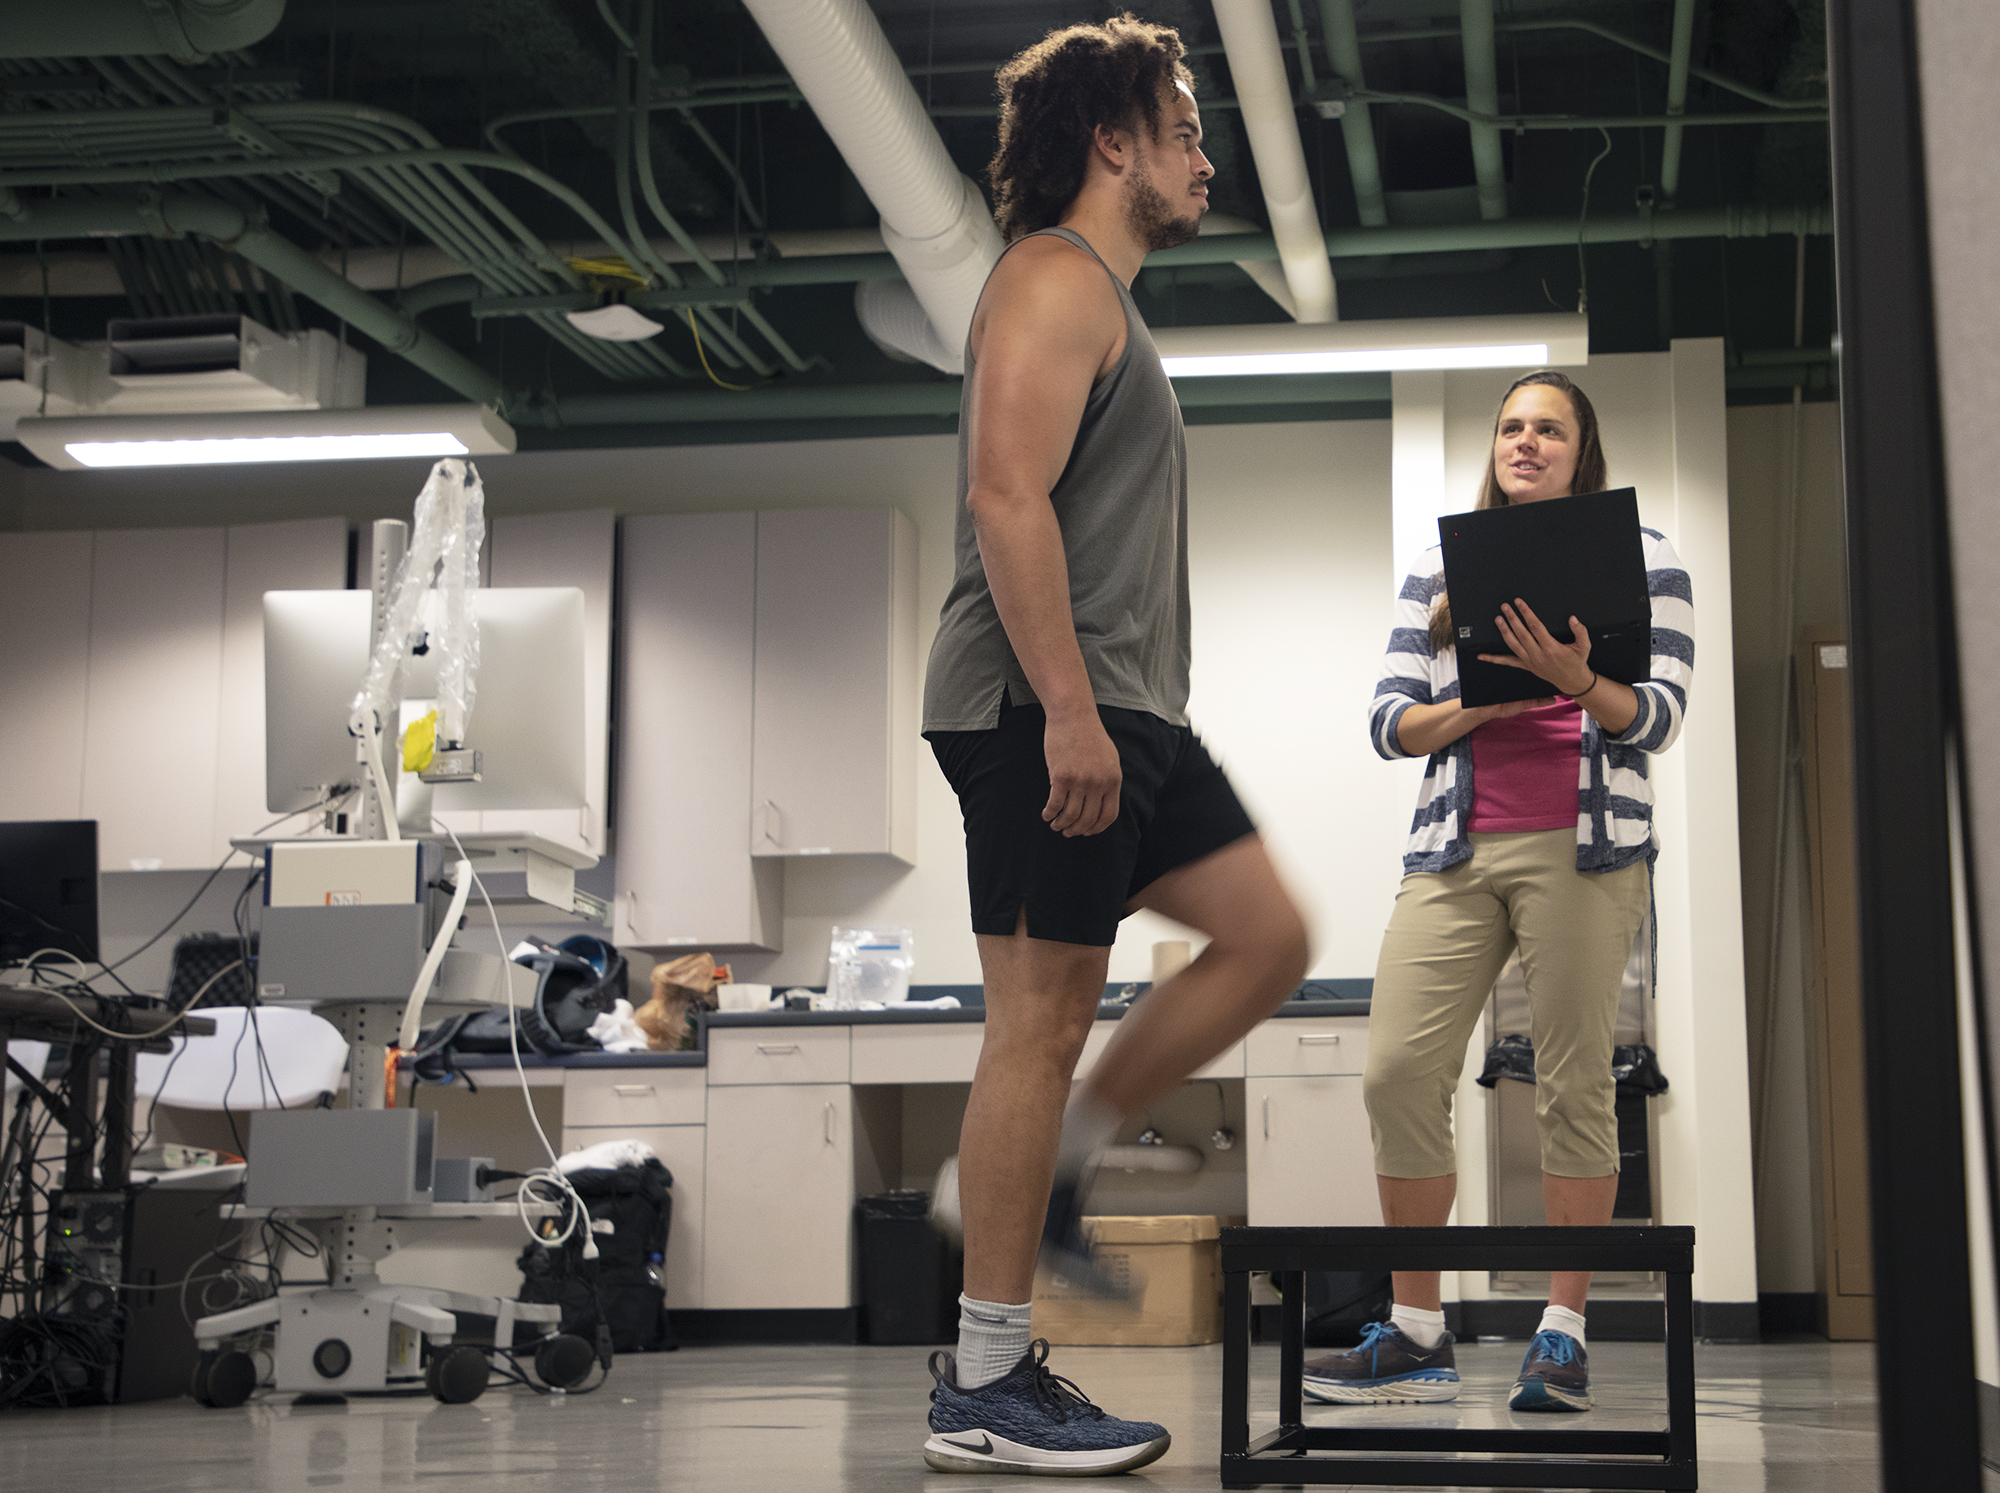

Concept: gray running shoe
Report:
left=1508, top=1329, right=1592, bottom=1412
left=1301, top=1320, right=1461, bottom=1404
left=924, top=1340, right=1171, bottom=1476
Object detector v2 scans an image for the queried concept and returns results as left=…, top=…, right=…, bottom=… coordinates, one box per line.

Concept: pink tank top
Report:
left=1468, top=700, right=1584, bottom=833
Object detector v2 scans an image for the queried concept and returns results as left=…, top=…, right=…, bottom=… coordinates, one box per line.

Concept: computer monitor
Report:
left=0, top=820, right=99, bottom=965
left=262, top=588, right=587, bottom=815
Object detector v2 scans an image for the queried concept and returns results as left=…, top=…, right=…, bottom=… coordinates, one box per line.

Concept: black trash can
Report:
left=855, top=1190, right=961, bottom=1345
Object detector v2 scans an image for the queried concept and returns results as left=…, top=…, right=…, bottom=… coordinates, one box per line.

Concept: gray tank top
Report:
left=922, top=226, right=1191, bottom=732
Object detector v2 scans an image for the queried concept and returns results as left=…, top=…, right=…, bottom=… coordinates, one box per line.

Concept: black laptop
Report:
left=1438, top=487, right=1651, bottom=709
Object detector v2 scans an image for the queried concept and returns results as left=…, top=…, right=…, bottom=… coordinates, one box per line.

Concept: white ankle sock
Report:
left=1053, top=1089, right=1122, bottom=1179
left=955, top=1294, right=1033, bottom=1390
left=1536, top=1304, right=1587, bottom=1348
left=1390, top=1304, right=1448, bottom=1350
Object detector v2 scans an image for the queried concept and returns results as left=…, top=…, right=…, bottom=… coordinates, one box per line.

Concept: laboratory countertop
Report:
left=701, top=994, right=1372, bottom=1029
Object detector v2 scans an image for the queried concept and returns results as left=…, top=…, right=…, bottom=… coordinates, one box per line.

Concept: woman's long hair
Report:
left=1428, top=371, right=1607, bottom=654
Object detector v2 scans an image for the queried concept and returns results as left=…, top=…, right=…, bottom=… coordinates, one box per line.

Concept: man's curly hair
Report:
left=987, top=15, right=1196, bottom=243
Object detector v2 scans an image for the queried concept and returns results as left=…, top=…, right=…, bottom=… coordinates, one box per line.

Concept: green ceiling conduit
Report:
left=0, top=193, right=503, bottom=407
left=1315, top=0, right=1388, bottom=227
left=632, top=0, right=809, bottom=374
left=537, top=372, right=1390, bottom=427
left=1659, top=0, right=1700, bottom=204
left=0, top=0, right=283, bottom=63
left=1459, top=0, right=1508, bottom=222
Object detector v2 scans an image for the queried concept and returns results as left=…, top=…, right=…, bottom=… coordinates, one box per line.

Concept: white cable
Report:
left=397, top=860, right=473, bottom=1050
left=439, top=821, right=596, bottom=1259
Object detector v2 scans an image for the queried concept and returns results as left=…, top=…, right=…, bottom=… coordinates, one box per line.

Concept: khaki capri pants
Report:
left=1365, top=828, right=1649, bottom=1180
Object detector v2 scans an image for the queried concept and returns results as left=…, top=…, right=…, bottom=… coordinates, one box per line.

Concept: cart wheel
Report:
left=533, top=1334, right=594, bottom=1390
left=426, top=1344, right=489, bottom=1404
left=192, top=1349, right=257, bottom=1408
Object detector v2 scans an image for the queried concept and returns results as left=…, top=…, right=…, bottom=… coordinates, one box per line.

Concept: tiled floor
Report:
left=0, top=1337, right=1882, bottom=1491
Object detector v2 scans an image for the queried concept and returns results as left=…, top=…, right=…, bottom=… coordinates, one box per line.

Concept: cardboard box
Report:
left=1033, top=1214, right=1244, bottom=1347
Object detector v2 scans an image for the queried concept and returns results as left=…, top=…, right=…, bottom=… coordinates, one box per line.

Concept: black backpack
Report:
left=518, top=1160, right=676, bottom=1353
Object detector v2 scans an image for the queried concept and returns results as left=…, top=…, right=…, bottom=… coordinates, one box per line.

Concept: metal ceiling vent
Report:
left=99, top=314, right=364, bottom=415
left=0, top=321, right=97, bottom=436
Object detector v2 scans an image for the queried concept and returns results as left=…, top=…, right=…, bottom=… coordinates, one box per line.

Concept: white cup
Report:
left=716, top=982, right=773, bottom=1012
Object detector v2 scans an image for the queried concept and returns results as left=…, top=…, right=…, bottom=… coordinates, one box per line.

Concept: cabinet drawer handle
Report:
left=611, top=1085, right=653, bottom=1097
left=757, top=1043, right=801, bottom=1055
left=762, top=798, right=784, bottom=846
left=824, top=1102, right=835, bottom=1145
left=1262, top=1096, right=1271, bottom=1140
left=1296, top=1034, right=1343, bottom=1046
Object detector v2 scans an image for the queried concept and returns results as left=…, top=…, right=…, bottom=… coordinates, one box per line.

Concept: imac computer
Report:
left=0, top=819, right=99, bottom=965
left=262, top=588, right=587, bottom=815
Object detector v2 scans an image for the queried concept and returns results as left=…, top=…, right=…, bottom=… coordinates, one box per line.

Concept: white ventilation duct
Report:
left=738, top=0, right=1003, bottom=374
left=1212, top=0, right=1339, bottom=323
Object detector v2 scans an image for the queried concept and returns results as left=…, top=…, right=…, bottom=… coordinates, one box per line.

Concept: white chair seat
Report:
left=136, top=1006, right=349, bottom=1111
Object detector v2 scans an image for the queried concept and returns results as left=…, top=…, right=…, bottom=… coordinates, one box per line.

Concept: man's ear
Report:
left=1090, top=121, right=1133, bottom=173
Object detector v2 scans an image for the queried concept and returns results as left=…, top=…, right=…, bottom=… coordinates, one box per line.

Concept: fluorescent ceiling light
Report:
left=15, top=403, right=516, bottom=471
left=1151, top=312, right=1588, bottom=378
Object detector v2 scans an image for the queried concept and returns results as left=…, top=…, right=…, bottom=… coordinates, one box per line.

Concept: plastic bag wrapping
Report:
left=826, top=926, right=915, bottom=1008
left=349, top=457, right=485, bottom=744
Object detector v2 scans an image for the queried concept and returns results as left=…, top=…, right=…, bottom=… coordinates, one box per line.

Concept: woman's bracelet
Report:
left=1569, top=672, right=1601, bottom=701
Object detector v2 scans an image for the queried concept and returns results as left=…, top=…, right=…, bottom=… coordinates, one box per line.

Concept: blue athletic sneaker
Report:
left=924, top=1340, right=1172, bottom=1475
left=1508, top=1329, right=1592, bottom=1412
left=1301, top=1320, right=1461, bottom=1404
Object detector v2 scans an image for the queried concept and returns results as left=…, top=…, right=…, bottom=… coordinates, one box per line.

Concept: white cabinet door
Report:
left=751, top=507, right=917, bottom=862
left=81, top=528, right=228, bottom=870
left=558, top=1120, right=707, bottom=1311
left=0, top=531, right=93, bottom=822
left=702, top=1084, right=853, bottom=1310
left=211, top=517, right=347, bottom=860
left=481, top=509, right=615, bottom=857
left=1245, top=1075, right=1383, bottom=1227
left=614, top=512, right=781, bottom=950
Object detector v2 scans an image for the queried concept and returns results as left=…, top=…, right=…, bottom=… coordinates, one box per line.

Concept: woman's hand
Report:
left=1479, top=599, right=1596, bottom=697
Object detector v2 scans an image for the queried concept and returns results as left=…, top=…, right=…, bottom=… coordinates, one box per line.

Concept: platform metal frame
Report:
left=1220, top=1225, right=1697, bottom=1490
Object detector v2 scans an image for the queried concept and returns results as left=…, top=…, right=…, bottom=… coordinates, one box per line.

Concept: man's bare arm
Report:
left=964, top=239, right=1127, bottom=837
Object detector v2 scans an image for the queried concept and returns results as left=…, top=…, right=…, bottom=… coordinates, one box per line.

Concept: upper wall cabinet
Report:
left=0, top=520, right=344, bottom=872
left=751, top=507, right=918, bottom=864
left=615, top=511, right=782, bottom=952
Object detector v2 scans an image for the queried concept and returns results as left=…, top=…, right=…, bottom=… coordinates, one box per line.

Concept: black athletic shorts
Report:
left=926, top=691, right=1258, bottom=947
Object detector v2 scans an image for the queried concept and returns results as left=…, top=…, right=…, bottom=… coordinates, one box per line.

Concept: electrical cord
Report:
left=17, top=955, right=245, bottom=1042
left=436, top=822, right=595, bottom=1261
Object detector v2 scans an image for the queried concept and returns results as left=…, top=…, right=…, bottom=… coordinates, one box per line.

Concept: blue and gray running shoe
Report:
left=924, top=1339, right=1172, bottom=1476
left=1508, top=1329, right=1592, bottom=1412
left=1301, top=1320, right=1461, bottom=1404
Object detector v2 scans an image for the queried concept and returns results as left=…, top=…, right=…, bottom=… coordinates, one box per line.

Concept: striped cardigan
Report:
left=1367, top=529, right=1695, bottom=876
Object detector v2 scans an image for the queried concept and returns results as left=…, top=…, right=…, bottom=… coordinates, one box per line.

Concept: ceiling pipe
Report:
left=1460, top=0, right=1508, bottom=221
left=0, top=194, right=503, bottom=407
left=735, top=0, right=1003, bottom=374
left=537, top=371, right=1389, bottom=427
left=1212, top=0, right=1339, bottom=322
left=1314, top=0, right=1390, bottom=227
left=1659, top=0, right=1700, bottom=203
left=0, top=0, right=284, bottom=63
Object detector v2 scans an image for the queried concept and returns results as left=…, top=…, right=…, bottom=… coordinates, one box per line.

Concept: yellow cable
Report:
left=685, top=310, right=757, bottom=391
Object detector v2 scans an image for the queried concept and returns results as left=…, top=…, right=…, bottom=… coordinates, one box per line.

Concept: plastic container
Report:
left=855, top=1190, right=960, bottom=1345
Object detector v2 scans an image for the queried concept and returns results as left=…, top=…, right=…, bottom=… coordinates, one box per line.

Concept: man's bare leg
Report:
left=1543, top=1170, right=1617, bottom=1313
left=958, top=916, right=1110, bottom=1306
left=1070, top=835, right=1309, bottom=1119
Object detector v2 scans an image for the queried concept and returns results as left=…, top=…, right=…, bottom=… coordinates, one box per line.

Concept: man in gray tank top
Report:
left=917, top=17, right=1312, bottom=1479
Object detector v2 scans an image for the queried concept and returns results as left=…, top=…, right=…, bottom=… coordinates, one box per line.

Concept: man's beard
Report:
left=1123, top=170, right=1202, bottom=252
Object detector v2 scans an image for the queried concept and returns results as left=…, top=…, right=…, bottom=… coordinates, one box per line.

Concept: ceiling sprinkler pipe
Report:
left=0, top=0, right=285, bottom=62
left=1315, top=0, right=1390, bottom=228
left=1212, top=0, right=1339, bottom=322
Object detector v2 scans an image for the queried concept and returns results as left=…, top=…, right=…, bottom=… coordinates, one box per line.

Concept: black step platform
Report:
left=1220, top=1225, right=1697, bottom=1490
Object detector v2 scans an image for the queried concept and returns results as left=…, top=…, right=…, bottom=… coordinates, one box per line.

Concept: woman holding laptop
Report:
left=1303, top=371, right=1695, bottom=1414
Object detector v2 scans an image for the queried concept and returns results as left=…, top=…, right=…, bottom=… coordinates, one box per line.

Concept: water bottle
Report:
left=646, top=1252, right=664, bottom=1290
